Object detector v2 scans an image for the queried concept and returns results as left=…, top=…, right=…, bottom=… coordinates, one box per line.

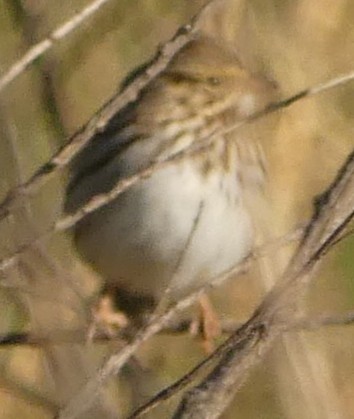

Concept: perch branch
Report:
left=1, top=66, right=354, bottom=275
left=0, top=0, right=114, bottom=93
left=58, top=146, right=354, bottom=419
left=0, top=1, right=353, bottom=228
left=0, top=0, right=221, bottom=222
left=172, top=149, right=354, bottom=419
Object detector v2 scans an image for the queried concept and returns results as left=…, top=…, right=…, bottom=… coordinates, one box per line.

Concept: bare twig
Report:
left=55, top=180, right=350, bottom=419
left=2, top=307, right=354, bottom=348
left=1, top=2, right=353, bottom=415
left=0, top=1, right=223, bottom=275
left=128, top=306, right=354, bottom=419
left=0, top=226, right=304, bottom=349
left=0, top=64, right=353, bottom=274
left=0, top=0, right=220, bottom=222
left=0, top=6, right=352, bottom=279
left=57, top=291, right=211, bottom=419
left=0, top=306, right=353, bottom=418
left=172, top=149, right=354, bottom=419
left=0, top=223, right=302, bottom=345
left=55, top=224, right=303, bottom=419
left=0, top=0, right=113, bottom=93
left=0, top=4, right=353, bottom=227
left=1, top=2, right=352, bottom=418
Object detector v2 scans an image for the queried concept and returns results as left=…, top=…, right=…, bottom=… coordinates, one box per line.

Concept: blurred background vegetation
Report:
left=0, top=0, right=353, bottom=418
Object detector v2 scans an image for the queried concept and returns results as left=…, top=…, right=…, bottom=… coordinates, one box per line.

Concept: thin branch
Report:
left=14, top=142, right=354, bottom=419
left=1, top=307, right=353, bottom=417
left=0, top=2, right=353, bottom=415
left=2, top=307, right=354, bottom=348
left=57, top=291, right=211, bottom=419
left=0, top=0, right=114, bottom=93
left=0, top=63, right=353, bottom=273
left=0, top=183, right=303, bottom=276
left=128, top=308, right=354, bottom=419
left=55, top=223, right=303, bottom=419
left=55, top=196, right=342, bottom=419
left=0, top=305, right=350, bottom=419
left=172, top=149, right=354, bottom=419
left=16, top=0, right=66, bottom=144
left=0, top=0, right=219, bottom=222
left=0, top=226, right=303, bottom=348
left=0, top=8, right=353, bottom=229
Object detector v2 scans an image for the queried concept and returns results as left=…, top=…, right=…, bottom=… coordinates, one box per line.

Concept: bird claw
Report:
left=190, top=294, right=221, bottom=353
left=87, top=294, right=129, bottom=341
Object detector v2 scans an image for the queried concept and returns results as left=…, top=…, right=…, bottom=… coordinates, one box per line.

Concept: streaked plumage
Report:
left=65, top=35, right=276, bottom=312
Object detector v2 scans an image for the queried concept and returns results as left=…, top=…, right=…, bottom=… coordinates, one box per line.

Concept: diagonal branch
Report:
left=0, top=0, right=114, bottom=93
left=54, top=225, right=303, bottom=419
left=128, top=309, right=354, bottom=419
left=2, top=307, right=354, bottom=348
left=0, top=1, right=353, bottom=228
left=57, top=143, right=354, bottom=419
left=1, top=67, right=354, bottom=275
left=0, top=0, right=220, bottom=222
left=172, top=149, right=354, bottom=419
left=55, top=259, right=252, bottom=419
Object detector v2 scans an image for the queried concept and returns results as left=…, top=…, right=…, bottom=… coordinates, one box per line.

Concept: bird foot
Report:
left=87, top=294, right=129, bottom=341
left=190, top=294, right=221, bottom=353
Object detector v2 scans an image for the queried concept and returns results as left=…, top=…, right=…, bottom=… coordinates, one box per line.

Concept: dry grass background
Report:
left=0, top=0, right=353, bottom=418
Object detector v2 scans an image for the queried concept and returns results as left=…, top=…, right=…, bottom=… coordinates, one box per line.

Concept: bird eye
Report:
left=208, top=77, right=221, bottom=86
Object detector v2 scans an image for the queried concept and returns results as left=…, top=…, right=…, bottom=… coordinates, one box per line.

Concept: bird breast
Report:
left=73, top=147, right=254, bottom=300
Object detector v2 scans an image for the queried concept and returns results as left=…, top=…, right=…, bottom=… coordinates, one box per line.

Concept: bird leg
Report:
left=190, top=293, right=221, bottom=353
left=87, top=293, right=129, bottom=341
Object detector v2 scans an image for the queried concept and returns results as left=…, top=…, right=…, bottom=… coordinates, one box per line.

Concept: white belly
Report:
left=74, top=159, right=253, bottom=300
